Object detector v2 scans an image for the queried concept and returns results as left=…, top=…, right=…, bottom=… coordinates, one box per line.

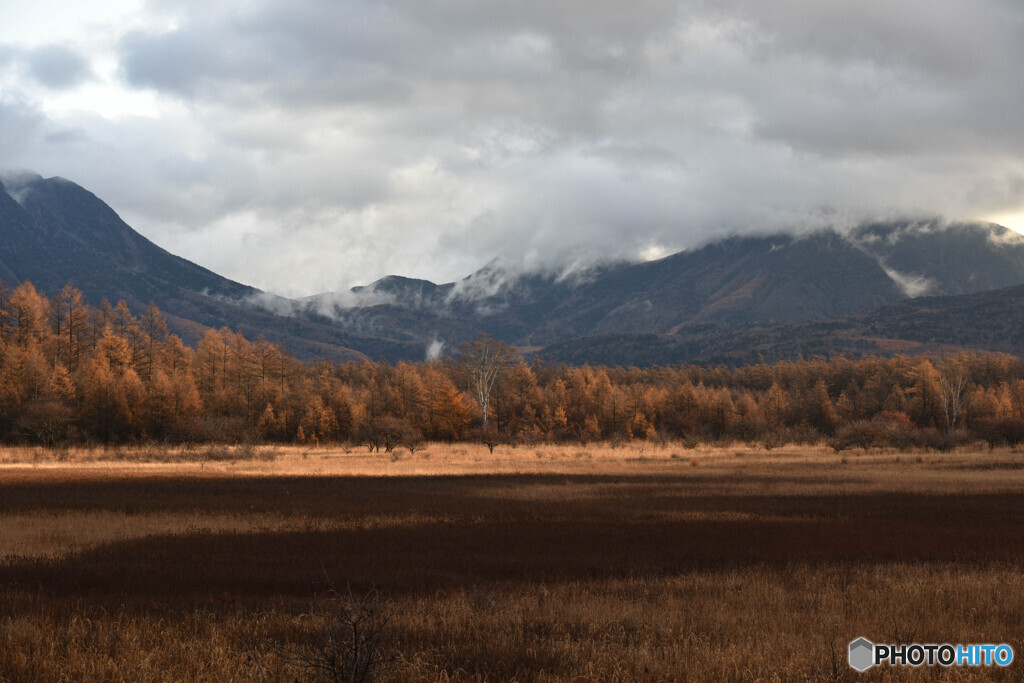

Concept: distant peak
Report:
left=351, top=274, right=440, bottom=294
left=44, top=175, right=75, bottom=186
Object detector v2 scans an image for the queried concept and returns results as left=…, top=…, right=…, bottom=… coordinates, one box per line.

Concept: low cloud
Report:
left=881, top=266, right=936, bottom=298
left=0, top=169, right=44, bottom=205
left=425, top=338, right=445, bottom=361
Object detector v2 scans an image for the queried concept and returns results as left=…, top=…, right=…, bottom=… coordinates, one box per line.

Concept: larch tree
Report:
left=56, top=285, right=89, bottom=371
left=425, top=370, right=471, bottom=440
left=806, top=379, right=839, bottom=433
left=9, top=282, right=51, bottom=350
left=139, top=303, right=169, bottom=384
left=0, top=280, right=11, bottom=368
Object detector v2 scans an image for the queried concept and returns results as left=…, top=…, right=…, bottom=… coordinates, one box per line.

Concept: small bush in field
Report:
left=919, top=428, right=971, bottom=453
left=359, top=416, right=422, bottom=454
left=760, top=430, right=786, bottom=451
left=281, top=586, right=397, bottom=683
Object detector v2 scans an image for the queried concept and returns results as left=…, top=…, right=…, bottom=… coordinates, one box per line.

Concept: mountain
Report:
left=0, top=173, right=422, bottom=362
left=0, top=173, right=255, bottom=304
left=303, top=222, right=1024, bottom=354
left=516, top=231, right=902, bottom=341
left=300, top=231, right=906, bottom=349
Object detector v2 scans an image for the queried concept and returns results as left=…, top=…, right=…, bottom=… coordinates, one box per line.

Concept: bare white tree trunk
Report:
left=937, top=364, right=969, bottom=434
left=459, top=334, right=517, bottom=428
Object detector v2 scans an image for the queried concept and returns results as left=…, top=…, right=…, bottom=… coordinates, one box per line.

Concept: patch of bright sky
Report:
left=1, top=0, right=165, bottom=119
left=639, top=244, right=670, bottom=261
left=984, top=210, right=1024, bottom=236
left=43, top=58, right=163, bottom=119
left=0, top=0, right=145, bottom=46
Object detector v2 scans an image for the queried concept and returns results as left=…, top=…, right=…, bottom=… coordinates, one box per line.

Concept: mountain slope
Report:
left=0, top=177, right=78, bottom=288
left=523, top=231, right=903, bottom=343
left=538, top=282, right=1024, bottom=367
left=2, top=173, right=255, bottom=305
left=851, top=220, right=1024, bottom=296
left=0, top=174, right=423, bottom=362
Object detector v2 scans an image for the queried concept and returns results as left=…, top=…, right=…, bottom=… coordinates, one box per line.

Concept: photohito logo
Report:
left=849, top=637, right=1014, bottom=671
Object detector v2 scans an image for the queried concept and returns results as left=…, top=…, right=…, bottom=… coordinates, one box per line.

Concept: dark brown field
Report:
left=2, top=444, right=1024, bottom=680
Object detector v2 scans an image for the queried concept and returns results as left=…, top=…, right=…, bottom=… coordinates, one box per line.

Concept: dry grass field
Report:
left=2, top=442, right=1024, bottom=680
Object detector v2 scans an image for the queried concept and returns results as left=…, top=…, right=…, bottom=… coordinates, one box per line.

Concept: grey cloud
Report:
left=4, top=0, right=1022, bottom=297
left=693, top=0, right=1008, bottom=83
left=25, top=44, right=93, bottom=89
left=0, top=97, right=48, bottom=156
left=121, top=0, right=678, bottom=128
left=700, top=0, right=1024, bottom=157
left=120, top=27, right=226, bottom=96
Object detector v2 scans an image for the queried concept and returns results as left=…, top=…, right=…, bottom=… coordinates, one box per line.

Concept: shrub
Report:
left=918, top=428, right=971, bottom=453
left=359, top=416, right=422, bottom=453
left=872, top=412, right=919, bottom=450
left=469, top=426, right=505, bottom=453
left=282, top=586, right=397, bottom=682
left=972, top=417, right=1024, bottom=450
left=831, top=420, right=876, bottom=452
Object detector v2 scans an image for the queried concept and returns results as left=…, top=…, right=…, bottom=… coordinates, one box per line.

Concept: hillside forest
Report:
left=3, top=280, right=1024, bottom=452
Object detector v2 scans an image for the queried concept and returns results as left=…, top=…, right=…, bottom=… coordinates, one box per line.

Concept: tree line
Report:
left=3, top=280, right=1024, bottom=451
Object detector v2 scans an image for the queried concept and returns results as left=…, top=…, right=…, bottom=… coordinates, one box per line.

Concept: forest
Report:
left=2, top=280, right=1024, bottom=451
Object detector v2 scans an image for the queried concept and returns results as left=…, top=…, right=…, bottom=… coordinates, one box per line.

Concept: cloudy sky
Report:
left=2, top=1, right=1023, bottom=296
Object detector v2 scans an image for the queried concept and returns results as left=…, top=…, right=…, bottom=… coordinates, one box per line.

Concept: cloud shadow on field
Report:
left=2, top=474, right=1024, bottom=601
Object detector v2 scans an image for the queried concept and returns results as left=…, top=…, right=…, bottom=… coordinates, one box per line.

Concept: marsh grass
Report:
left=2, top=445, right=1024, bottom=680
left=0, top=442, right=280, bottom=465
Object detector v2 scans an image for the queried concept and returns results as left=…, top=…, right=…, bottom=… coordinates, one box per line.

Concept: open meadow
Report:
left=2, top=442, right=1024, bottom=680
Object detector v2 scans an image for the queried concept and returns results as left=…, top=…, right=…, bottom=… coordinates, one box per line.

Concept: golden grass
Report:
left=2, top=443, right=1024, bottom=680
left=4, top=441, right=1024, bottom=493
left=6, top=566, right=1021, bottom=681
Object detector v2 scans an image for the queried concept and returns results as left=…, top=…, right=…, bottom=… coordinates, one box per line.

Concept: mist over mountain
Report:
left=3, top=173, right=1024, bottom=365
left=297, top=219, right=1024, bottom=356
left=849, top=220, right=1024, bottom=297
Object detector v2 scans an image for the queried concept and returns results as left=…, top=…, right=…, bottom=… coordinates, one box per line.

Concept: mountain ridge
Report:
left=4, top=172, right=1024, bottom=364
left=293, top=222, right=1024, bottom=354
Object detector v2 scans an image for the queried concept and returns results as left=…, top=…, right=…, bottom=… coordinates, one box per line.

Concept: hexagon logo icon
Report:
left=849, top=637, right=875, bottom=672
